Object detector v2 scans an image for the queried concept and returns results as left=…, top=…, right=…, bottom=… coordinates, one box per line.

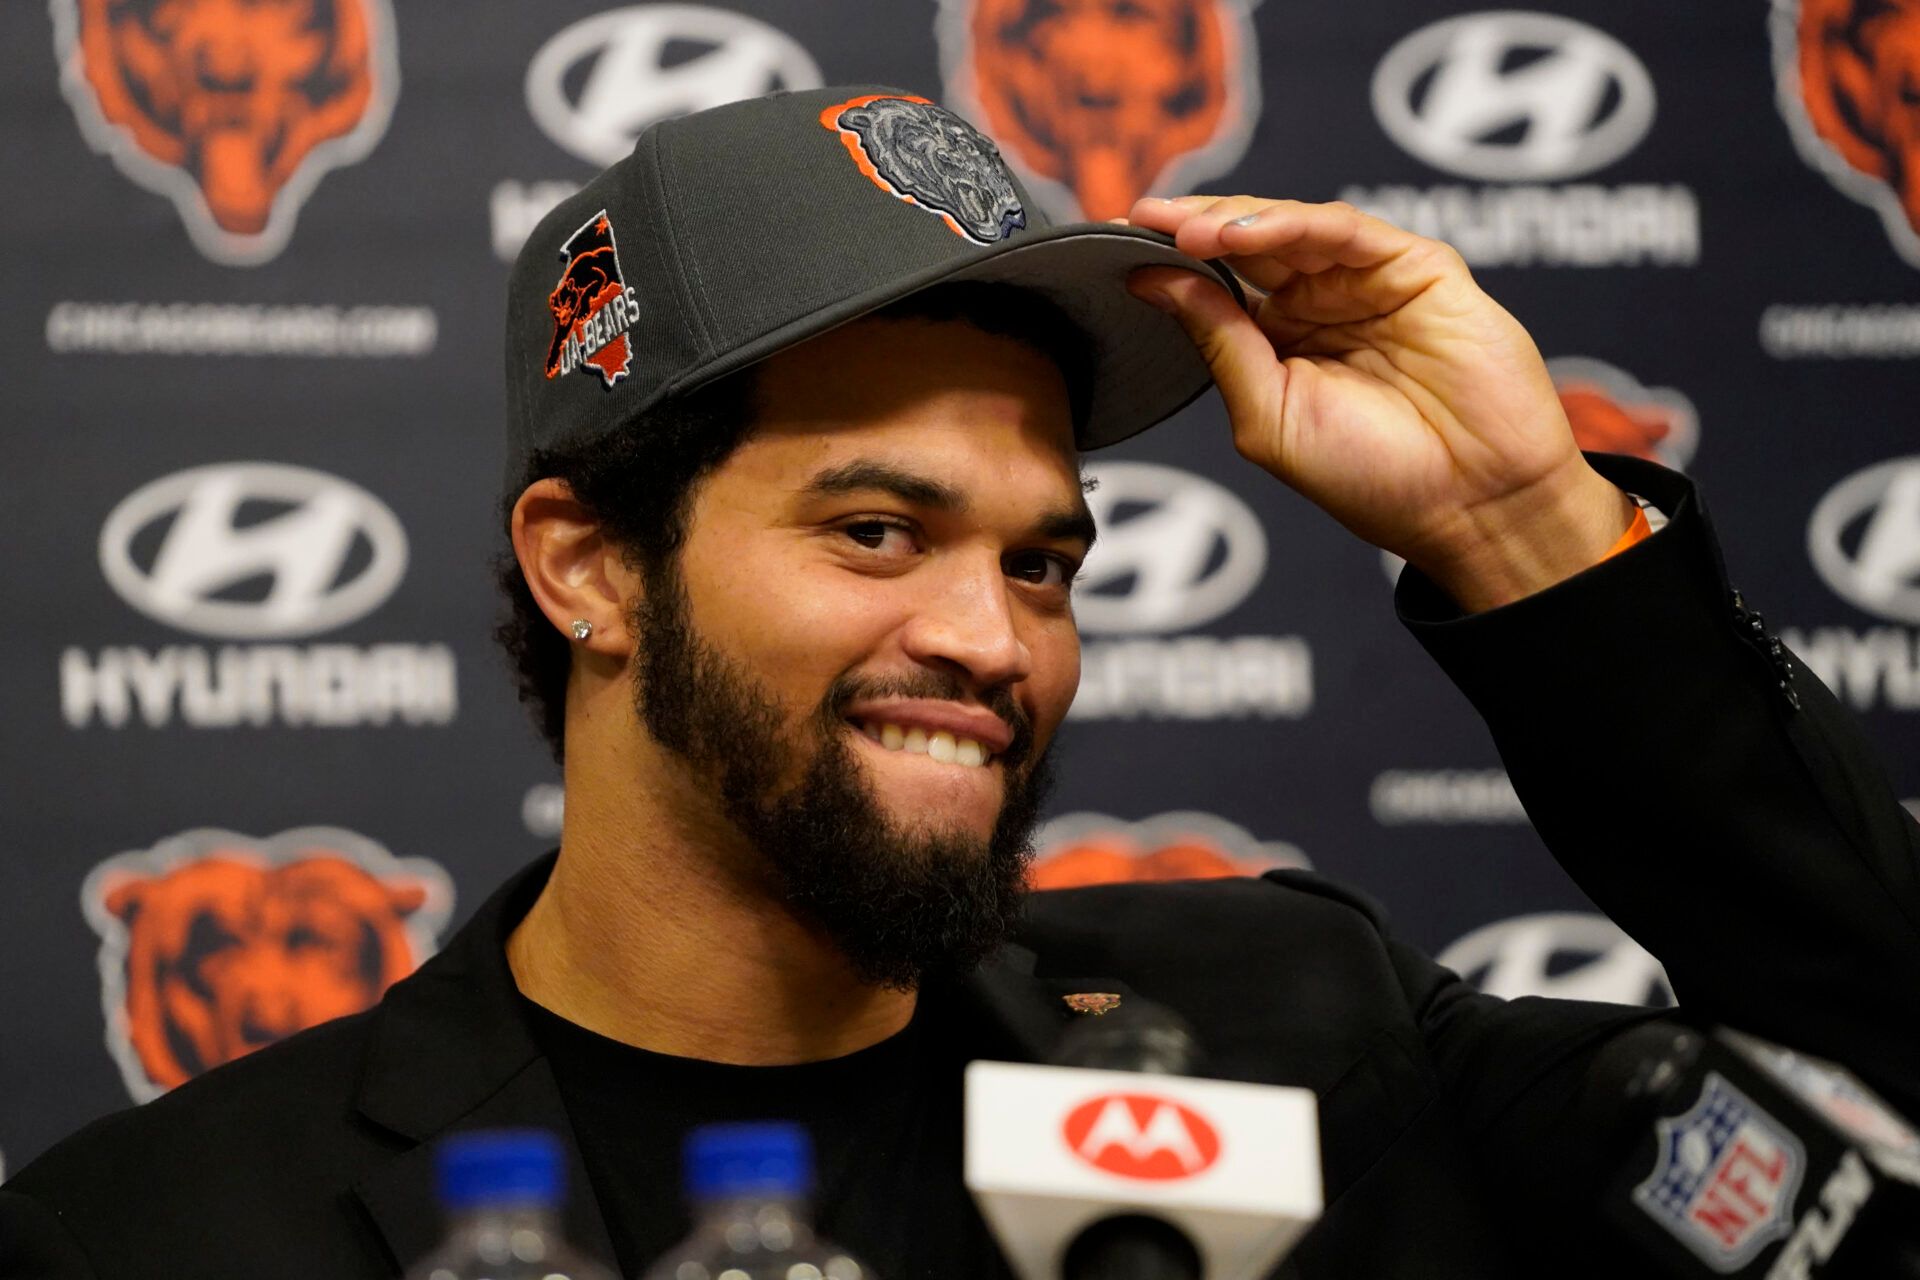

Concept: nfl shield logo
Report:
left=1633, top=1072, right=1805, bottom=1270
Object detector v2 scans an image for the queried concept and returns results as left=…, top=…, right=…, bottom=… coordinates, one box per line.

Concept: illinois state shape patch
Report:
left=545, top=210, right=640, bottom=387
left=821, top=93, right=1026, bottom=244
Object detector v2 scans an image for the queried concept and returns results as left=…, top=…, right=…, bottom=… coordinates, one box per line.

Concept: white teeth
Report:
left=857, top=720, right=993, bottom=768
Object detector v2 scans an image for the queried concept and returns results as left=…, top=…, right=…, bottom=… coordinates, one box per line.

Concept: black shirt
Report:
left=521, top=987, right=1014, bottom=1279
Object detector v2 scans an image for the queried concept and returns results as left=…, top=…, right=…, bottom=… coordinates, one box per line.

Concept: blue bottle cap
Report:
left=686, top=1122, right=813, bottom=1200
left=437, top=1129, right=563, bottom=1210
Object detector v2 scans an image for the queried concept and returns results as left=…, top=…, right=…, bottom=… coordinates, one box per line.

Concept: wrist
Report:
left=1414, top=462, right=1640, bottom=613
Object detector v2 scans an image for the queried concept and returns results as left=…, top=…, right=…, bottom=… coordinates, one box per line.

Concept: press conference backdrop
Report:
left=3, top=0, right=1917, bottom=1175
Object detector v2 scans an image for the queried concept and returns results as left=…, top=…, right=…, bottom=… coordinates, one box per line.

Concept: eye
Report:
left=840, top=518, right=918, bottom=555
left=286, top=925, right=329, bottom=953
left=1005, top=550, right=1078, bottom=589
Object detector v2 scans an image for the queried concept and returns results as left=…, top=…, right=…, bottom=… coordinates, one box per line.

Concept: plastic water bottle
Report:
left=642, top=1122, right=871, bottom=1280
left=408, top=1129, right=617, bottom=1280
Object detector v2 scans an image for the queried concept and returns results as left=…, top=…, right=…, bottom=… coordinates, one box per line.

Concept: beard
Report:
left=630, top=568, right=1053, bottom=991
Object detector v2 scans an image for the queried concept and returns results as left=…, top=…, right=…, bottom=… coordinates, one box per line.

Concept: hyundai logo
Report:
left=98, top=462, right=409, bottom=640
left=1808, top=457, right=1920, bottom=626
left=526, top=5, right=823, bottom=168
left=1075, top=462, right=1267, bottom=634
left=1372, top=11, right=1656, bottom=182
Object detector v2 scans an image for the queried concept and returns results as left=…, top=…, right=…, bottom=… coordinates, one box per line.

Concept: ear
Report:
left=510, top=478, right=640, bottom=660
left=102, top=874, right=149, bottom=922
left=382, top=877, right=430, bottom=917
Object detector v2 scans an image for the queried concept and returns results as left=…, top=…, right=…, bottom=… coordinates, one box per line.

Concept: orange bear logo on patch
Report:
left=942, top=0, right=1258, bottom=221
left=52, top=0, right=398, bottom=264
left=84, top=830, right=450, bottom=1099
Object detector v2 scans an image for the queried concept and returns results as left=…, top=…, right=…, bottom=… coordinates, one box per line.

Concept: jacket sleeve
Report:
left=1393, top=451, right=1920, bottom=1117
left=0, top=1190, right=100, bottom=1280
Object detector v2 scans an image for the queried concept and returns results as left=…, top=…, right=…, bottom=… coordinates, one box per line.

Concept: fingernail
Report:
left=1229, top=213, right=1261, bottom=227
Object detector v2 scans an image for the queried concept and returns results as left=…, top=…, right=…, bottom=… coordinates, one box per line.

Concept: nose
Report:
left=898, top=552, right=1034, bottom=692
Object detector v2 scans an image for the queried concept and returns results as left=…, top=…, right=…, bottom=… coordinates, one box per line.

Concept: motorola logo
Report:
left=1371, top=11, right=1657, bottom=183
left=1808, top=457, right=1920, bottom=626
left=1074, top=462, right=1268, bottom=635
left=1063, top=1093, right=1222, bottom=1181
left=98, top=463, right=409, bottom=641
left=526, top=5, right=823, bottom=168
left=1437, top=912, right=1674, bottom=1006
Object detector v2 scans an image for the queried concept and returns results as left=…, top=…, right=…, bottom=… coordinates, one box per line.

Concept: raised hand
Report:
left=1126, top=195, right=1637, bottom=612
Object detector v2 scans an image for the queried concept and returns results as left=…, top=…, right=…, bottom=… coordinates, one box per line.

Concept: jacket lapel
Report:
left=956, top=939, right=1143, bottom=1066
left=346, top=852, right=1139, bottom=1272
left=349, top=853, right=619, bottom=1272
left=352, top=1057, right=615, bottom=1268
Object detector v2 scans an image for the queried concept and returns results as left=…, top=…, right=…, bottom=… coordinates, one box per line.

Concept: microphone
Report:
left=965, top=999, right=1322, bottom=1280
left=1601, top=1023, right=1920, bottom=1278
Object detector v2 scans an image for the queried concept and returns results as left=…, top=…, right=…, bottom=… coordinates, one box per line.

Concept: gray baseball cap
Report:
left=503, top=85, right=1242, bottom=485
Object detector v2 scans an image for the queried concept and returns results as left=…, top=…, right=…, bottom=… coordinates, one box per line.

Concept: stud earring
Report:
left=570, top=619, right=594, bottom=641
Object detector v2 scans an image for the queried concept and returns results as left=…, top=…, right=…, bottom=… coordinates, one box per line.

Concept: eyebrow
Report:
left=800, top=459, right=1097, bottom=550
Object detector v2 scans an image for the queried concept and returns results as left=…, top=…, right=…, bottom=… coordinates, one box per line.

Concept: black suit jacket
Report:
left=7, top=456, right=1919, bottom=1279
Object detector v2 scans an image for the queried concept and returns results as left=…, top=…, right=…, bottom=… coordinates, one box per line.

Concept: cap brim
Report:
left=664, top=223, right=1241, bottom=451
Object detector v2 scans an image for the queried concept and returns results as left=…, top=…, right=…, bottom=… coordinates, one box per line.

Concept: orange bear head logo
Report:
left=1778, top=0, right=1920, bottom=265
left=1547, top=357, right=1699, bottom=472
left=939, top=0, right=1259, bottom=221
left=83, top=829, right=451, bottom=1100
left=1029, top=812, right=1308, bottom=890
left=51, top=0, right=398, bottom=264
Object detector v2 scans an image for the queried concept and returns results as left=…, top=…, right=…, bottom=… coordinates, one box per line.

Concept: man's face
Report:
left=630, top=315, right=1091, bottom=986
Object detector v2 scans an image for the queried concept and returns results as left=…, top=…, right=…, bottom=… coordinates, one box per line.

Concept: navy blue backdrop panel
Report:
left=3, top=0, right=1916, bottom=1175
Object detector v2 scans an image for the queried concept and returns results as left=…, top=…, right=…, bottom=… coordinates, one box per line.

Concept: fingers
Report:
left=1128, top=264, right=1287, bottom=438
left=1128, top=195, right=1398, bottom=262
left=1128, top=195, right=1446, bottom=295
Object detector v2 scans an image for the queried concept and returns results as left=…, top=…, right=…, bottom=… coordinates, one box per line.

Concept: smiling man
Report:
left=7, top=86, right=1920, bottom=1280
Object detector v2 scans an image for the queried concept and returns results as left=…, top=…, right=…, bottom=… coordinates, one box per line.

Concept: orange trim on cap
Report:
left=1603, top=505, right=1654, bottom=561
left=818, top=92, right=971, bottom=241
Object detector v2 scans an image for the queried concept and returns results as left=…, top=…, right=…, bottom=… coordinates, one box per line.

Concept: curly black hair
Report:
left=494, top=282, right=1095, bottom=761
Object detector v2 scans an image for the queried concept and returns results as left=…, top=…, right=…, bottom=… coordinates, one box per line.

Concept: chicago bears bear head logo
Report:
left=821, top=94, right=1026, bottom=244
left=546, top=210, right=641, bottom=387
left=937, top=0, right=1259, bottom=221
left=82, top=828, right=451, bottom=1100
left=1029, top=812, right=1308, bottom=890
left=1775, top=0, right=1920, bottom=266
left=50, top=0, right=398, bottom=265
left=1548, top=357, right=1699, bottom=472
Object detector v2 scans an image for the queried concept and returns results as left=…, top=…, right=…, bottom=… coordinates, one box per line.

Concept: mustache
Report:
left=823, top=669, right=1034, bottom=770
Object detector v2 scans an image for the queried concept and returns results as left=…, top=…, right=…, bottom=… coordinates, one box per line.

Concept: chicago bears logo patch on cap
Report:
left=821, top=93, right=1026, bottom=244
left=545, top=210, right=640, bottom=387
